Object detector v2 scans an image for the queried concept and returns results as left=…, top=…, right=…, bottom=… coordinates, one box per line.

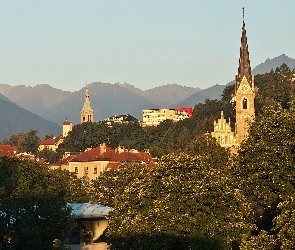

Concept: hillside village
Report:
left=0, top=16, right=276, bottom=180
left=2, top=11, right=295, bottom=249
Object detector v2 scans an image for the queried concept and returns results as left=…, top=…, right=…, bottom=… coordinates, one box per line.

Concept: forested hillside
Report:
left=55, top=64, right=295, bottom=158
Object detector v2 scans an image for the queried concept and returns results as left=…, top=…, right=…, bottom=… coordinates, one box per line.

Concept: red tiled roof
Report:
left=105, top=162, right=121, bottom=170
left=40, top=138, right=57, bottom=145
left=55, top=155, right=76, bottom=165
left=110, top=151, right=153, bottom=162
left=70, top=147, right=114, bottom=162
left=0, top=145, right=14, bottom=157
left=70, top=145, right=153, bottom=163
left=63, top=121, right=72, bottom=125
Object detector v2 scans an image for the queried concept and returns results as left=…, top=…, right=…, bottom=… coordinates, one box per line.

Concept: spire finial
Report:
left=242, top=7, right=244, bottom=22
left=86, top=80, right=88, bottom=87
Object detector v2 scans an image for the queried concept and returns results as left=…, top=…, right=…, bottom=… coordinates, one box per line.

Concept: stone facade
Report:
left=211, top=111, right=237, bottom=148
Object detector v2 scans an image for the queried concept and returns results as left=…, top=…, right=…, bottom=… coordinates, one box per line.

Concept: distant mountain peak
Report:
left=252, top=54, right=295, bottom=75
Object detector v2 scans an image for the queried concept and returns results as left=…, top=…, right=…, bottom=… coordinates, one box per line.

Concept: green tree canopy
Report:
left=107, top=153, right=251, bottom=250
left=91, top=162, right=149, bottom=207
left=233, top=101, right=295, bottom=248
left=0, top=157, right=74, bottom=249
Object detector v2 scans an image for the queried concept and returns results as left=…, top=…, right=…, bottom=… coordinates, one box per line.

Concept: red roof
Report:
left=71, top=147, right=113, bottom=161
left=105, top=162, right=121, bottom=170
left=40, top=138, right=57, bottom=145
left=0, top=145, right=14, bottom=157
left=63, top=121, right=72, bottom=125
left=55, top=155, right=77, bottom=165
left=70, top=146, right=153, bottom=163
left=175, top=107, right=193, bottom=116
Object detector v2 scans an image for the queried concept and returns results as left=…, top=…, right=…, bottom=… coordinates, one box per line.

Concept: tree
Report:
left=174, top=127, right=192, bottom=152
left=1, top=130, right=40, bottom=155
left=192, top=99, right=225, bottom=135
left=58, top=122, right=103, bottom=153
left=91, top=163, right=149, bottom=207
left=38, top=147, right=61, bottom=164
left=107, top=153, right=251, bottom=250
left=0, top=157, right=74, bottom=249
left=185, top=134, right=230, bottom=170
left=233, top=101, right=295, bottom=248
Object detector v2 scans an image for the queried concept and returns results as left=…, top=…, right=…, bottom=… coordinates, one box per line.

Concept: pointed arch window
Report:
left=242, top=98, right=248, bottom=110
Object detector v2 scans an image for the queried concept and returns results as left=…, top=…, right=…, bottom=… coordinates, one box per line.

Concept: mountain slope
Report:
left=0, top=98, right=61, bottom=140
left=171, top=85, right=226, bottom=108
left=0, top=84, right=73, bottom=117
left=174, top=54, right=295, bottom=107
left=252, top=54, right=295, bottom=75
left=42, top=82, right=160, bottom=125
left=118, top=83, right=201, bottom=107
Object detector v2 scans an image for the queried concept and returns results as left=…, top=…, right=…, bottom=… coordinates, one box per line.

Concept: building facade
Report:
left=211, top=111, right=237, bottom=148
left=142, top=108, right=192, bottom=126
left=142, top=109, right=175, bottom=126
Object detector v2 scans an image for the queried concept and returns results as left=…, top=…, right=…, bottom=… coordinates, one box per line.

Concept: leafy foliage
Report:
left=107, top=153, right=251, bottom=250
left=233, top=101, right=295, bottom=248
left=91, top=163, right=149, bottom=207
left=0, top=157, right=74, bottom=249
left=38, top=147, right=61, bottom=163
left=1, top=130, right=40, bottom=155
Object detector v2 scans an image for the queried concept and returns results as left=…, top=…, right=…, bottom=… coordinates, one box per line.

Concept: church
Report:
left=211, top=11, right=255, bottom=147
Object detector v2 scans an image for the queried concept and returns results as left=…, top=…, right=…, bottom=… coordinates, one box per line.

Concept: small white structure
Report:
left=68, top=203, right=112, bottom=244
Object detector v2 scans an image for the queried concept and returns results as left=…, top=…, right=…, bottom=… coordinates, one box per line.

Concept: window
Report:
left=243, top=98, right=248, bottom=110
left=84, top=166, right=88, bottom=174
left=75, top=167, right=78, bottom=174
left=93, top=166, right=97, bottom=174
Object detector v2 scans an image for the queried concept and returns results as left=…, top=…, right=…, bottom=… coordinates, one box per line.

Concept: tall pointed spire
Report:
left=82, top=84, right=93, bottom=112
left=80, top=83, right=94, bottom=123
left=237, top=7, right=252, bottom=86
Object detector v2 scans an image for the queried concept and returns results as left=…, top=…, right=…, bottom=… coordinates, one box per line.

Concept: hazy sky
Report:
left=0, top=1, right=294, bottom=91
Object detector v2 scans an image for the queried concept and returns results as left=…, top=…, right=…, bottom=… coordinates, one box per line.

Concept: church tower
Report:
left=80, top=85, right=94, bottom=123
left=235, top=9, right=255, bottom=144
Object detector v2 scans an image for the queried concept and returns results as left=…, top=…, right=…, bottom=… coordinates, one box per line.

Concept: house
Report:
left=173, top=108, right=193, bottom=121
left=51, top=143, right=154, bottom=180
left=142, top=109, right=175, bottom=126
left=104, top=114, right=137, bottom=127
left=0, top=145, right=15, bottom=157
left=38, top=136, right=63, bottom=152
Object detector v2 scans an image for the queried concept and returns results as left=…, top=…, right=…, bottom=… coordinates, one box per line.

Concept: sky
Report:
left=0, top=1, right=294, bottom=91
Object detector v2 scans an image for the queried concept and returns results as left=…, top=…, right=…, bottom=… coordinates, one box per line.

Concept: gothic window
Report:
left=242, top=98, right=248, bottom=110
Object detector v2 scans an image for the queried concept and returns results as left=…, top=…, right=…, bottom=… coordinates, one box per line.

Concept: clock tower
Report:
left=235, top=11, right=255, bottom=144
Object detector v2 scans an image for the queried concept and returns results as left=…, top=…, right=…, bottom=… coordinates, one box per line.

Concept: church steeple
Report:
left=80, top=84, right=94, bottom=123
left=235, top=8, right=255, bottom=145
left=236, top=8, right=252, bottom=91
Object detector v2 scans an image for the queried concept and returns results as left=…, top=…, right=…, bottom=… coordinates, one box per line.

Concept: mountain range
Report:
left=0, top=54, right=294, bottom=140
